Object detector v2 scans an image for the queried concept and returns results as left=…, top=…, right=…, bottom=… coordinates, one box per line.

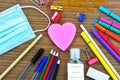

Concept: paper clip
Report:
left=92, top=16, right=98, bottom=26
left=83, top=46, right=99, bottom=66
left=50, top=5, right=63, bottom=11
left=30, top=0, right=40, bottom=7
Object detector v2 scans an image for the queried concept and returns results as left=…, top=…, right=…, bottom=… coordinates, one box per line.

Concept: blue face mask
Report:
left=0, top=4, right=51, bottom=55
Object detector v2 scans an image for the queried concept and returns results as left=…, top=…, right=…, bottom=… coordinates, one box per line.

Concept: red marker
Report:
left=98, top=31, right=120, bottom=56
left=42, top=51, right=56, bottom=80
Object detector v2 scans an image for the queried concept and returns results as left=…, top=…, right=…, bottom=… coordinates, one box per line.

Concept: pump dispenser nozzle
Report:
left=70, top=48, right=80, bottom=59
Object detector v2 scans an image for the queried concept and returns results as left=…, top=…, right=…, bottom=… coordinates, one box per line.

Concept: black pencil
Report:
left=52, top=60, right=60, bottom=80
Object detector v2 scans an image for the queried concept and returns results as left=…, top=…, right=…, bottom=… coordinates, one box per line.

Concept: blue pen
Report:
left=46, top=52, right=59, bottom=80
left=31, top=56, right=48, bottom=80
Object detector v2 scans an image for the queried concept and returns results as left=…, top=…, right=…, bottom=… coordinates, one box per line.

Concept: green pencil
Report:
left=39, top=49, right=54, bottom=80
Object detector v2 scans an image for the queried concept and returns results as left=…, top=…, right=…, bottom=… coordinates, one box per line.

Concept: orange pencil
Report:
left=94, top=23, right=120, bottom=42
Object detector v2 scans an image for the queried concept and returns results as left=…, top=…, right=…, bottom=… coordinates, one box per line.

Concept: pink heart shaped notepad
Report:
left=48, top=22, right=76, bottom=51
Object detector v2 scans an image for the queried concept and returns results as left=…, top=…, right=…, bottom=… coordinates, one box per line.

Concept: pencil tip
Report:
left=57, top=60, right=60, bottom=64
left=53, top=51, right=56, bottom=55
left=50, top=49, right=54, bottom=53
left=56, top=52, right=59, bottom=56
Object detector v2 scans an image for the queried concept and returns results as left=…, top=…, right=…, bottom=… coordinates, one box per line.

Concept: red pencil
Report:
left=42, top=51, right=56, bottom=80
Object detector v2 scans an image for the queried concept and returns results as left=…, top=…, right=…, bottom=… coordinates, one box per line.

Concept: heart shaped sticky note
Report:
left=48, top=22, right=76, bottom=51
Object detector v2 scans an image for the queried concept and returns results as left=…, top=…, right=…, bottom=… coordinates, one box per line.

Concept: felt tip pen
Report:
left=17, top=48, right=44, bottom=80
left=100, top=17, right=120, bottom=30
left=91, top=29, right=120, bottom=63
left=94, top=23, right=120, bottom=42
left=31, top=56, right=48, bottom=80
left=42, top=51, right=57, bottom=80
left=98, top=20, right=120, bottom=34
left=52, top=60, right=60, bottom=80
left=81, top=32, right=118, bottom=80
left=79, top=24, right=120, bottom=79
left=47, top=52, right=59, bottom=80
left=98, top=31, right=120, bottom=56
left=39, top=49, right=54, bottom=80
left=99, top=6, right=120, bottom=22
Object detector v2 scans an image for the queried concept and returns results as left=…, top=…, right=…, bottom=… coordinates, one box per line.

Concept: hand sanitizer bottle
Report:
left=67, top=48, right=84, bottom=80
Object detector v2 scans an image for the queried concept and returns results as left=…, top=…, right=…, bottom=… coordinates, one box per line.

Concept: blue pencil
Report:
left=46, top=52, right=59, bottom=80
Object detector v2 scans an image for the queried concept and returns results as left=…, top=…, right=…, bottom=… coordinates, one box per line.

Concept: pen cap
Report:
left=99, top=6, right=111, bottom=15
left=91, top=29, right=101, bottom=40
left=31, top=48, right=44, bottom=64
left=100, top=17, right=112, bottom=25
left=70, top=48, right=80, bottom=59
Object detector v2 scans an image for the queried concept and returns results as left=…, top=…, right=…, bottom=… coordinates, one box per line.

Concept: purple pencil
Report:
left=46, top=52, right=59, bottom=80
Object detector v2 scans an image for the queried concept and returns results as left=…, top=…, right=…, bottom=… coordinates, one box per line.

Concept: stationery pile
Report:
left=0, top=0, right=120, bottom=80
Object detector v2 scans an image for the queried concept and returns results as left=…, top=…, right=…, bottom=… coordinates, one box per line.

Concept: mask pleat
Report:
left=0, top=24, right=29, bottom=43
left=0, top=29, right=35, bottom=54
left=0, top=4, right=36, bottom=55
left=0, top=20, right=26, bottom=38
left=0, top=17, right=24, bottom=32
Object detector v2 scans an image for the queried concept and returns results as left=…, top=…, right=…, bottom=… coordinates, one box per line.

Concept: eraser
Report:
left=86, top=67, right=110, bottom=80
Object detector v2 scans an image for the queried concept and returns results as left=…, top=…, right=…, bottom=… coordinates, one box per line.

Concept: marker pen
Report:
left=94, top=23, right=120, bottom=42
left=81, top=32, right=118, bottom=80
left=98, top=31, right=120, bottom=56
left=100, top=17, right=120, bottom=30
left=99, top=6, right=120, bottom=22
left=91, top=29, right=120, bottom=63
left=98, top=20, right=120, bottom=34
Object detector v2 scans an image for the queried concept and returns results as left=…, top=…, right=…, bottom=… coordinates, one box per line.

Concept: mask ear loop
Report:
left=21, top=6, right=51, bottom=33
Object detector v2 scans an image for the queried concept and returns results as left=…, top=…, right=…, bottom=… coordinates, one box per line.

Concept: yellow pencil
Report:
left=79, top=24, right=120, bottom=79
left=0, top=34, right=43, bottom=80
left=81, top=32, right=119, bottom=80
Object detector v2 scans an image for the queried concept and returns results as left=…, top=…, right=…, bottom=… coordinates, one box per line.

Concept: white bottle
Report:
left=67, top=48, right=84, bottom=80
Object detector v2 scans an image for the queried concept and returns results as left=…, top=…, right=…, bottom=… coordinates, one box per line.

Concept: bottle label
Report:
left=67, top=63, right=84, bottom=80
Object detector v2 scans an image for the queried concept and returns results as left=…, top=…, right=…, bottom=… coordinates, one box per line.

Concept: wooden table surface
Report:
left=0, top=0, right=120, bottom=80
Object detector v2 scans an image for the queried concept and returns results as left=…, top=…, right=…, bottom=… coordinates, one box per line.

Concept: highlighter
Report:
left=98, top=31, right=120, bottom=57
left=99, top=6, right=120, bottom=22
left=80, top=24, right=120, bottom=79
left=91, top=29, right=120, bottom=63
left=100, top=17, right=120, bottom=30
left=98, top=20, right=120, bottom=34
left=81, top=32, right=118, bottom=80
left=94, top=23, right=120, bottom=42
